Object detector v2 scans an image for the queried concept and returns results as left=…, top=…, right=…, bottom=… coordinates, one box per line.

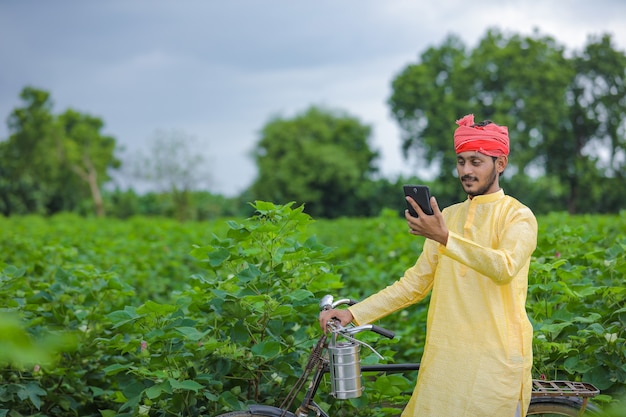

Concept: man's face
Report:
left=456, top=151, right=505, bottom=197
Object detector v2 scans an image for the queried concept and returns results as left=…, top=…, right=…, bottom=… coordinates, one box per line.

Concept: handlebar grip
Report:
left=371, top=325, right=395, bottom=339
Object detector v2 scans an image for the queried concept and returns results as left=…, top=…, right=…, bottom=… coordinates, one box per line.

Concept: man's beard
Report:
left=462, top=166, right=498, bottom=197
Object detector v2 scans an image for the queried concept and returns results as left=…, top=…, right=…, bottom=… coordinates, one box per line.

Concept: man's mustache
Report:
left=461, top=175, right=478, bottom=181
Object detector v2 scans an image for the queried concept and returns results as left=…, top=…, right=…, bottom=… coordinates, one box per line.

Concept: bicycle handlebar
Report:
left=326, top=321, right=396, bottom=341
left=321, top=294, right=395, bottom=339
left=319, top=294, right=359, bottom=311
left=371, top=324, right=395, bottom=339
left=339, top=323, right=395, bottom=339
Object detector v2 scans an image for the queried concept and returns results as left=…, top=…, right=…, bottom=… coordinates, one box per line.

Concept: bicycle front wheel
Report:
left=214, top=405, right=297, bottom=417
left=214, top=413, right=281, bottom=417
left=527, top=397, right=602, bottom=416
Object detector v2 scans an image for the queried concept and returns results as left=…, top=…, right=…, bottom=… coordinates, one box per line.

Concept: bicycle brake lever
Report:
left=340, top=324, right=395, bottom=341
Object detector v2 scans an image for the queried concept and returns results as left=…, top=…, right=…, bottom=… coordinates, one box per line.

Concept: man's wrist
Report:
left=440, top=230, right=449, bottom=246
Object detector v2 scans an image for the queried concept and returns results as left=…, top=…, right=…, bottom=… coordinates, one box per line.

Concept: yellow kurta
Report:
left=348, top=190, right=537, bottom=416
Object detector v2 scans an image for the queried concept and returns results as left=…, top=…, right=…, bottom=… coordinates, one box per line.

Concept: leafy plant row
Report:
left=0, top=206, right=624, bottom=416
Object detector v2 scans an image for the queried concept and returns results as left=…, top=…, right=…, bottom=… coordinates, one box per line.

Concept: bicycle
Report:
left=214, top=294, right=601, bottom=417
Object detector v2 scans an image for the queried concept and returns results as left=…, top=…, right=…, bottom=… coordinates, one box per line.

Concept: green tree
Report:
left=566, top=34, right=626, bottom=213
left=130, top=129, right=210, bottom=221
left=388, top=29, right=626, bottom=213
left=0, top=87, right=120, bottom=216
left=387, top=34, right=473, bottom=207
left=58, top=109, right=120, bottom=217
left=251, top=106, right=379, bottom=218
left=0, top=87, right=60, bottom=214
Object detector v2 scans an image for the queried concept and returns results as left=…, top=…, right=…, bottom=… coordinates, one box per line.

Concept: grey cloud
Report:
left=1, top=0, right=625, bottom=196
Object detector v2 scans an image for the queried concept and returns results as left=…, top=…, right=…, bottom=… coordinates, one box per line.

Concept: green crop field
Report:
left=1, top=205, right=624, bottom=416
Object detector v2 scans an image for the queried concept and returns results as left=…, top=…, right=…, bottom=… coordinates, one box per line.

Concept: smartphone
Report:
left=403, top=185, right=434, bottom=217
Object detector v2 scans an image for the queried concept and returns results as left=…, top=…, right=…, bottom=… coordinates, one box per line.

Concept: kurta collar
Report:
left=467, top=189, right=505, bottom=204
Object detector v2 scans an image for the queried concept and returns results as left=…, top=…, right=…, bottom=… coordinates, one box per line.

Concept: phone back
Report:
left=403, top=185, right=433, bottom=217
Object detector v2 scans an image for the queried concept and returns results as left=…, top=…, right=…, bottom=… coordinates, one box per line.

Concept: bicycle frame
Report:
left=243, top=346, right=420, bottom=417
left=231, top=295, right=600, bottom=417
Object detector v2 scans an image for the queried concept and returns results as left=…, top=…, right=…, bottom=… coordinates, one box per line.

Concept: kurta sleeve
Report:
left=440, top=205, right=537, bottom=285
left=348, top=239, right=439, bottom=325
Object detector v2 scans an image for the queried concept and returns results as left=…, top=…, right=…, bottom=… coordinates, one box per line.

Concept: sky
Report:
left=1, top=0, right=625, bottom=196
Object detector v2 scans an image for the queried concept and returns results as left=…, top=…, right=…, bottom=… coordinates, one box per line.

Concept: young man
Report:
left=319, top=114, right=538, bottom=416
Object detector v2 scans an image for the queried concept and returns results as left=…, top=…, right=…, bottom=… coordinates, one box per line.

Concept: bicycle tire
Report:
left=213, top=405, right=297, bottom=417
left=527, top=397, right=602, bottom=416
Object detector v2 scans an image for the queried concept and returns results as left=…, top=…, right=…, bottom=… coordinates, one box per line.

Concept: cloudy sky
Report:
left=1, top=1, right=625, bottom=196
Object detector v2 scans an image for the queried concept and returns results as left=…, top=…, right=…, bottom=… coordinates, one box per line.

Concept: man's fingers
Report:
left=405, top=196, right=425, bottom=216
left=319, top=310, right=338, bottom=332
left=430, top=196, right=440, bottom=214
left=319, top=309, right=353, bottom=331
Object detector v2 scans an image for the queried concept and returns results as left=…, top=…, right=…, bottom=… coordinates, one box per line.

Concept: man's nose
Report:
left=459, top=164, right=472, bottom=175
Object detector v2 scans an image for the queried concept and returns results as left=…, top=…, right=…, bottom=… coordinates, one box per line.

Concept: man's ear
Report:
left=497, top=155, right=508, bottom=173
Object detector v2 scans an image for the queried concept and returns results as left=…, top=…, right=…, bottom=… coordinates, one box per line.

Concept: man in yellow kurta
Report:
left=320, top=114, right=538, bottom=416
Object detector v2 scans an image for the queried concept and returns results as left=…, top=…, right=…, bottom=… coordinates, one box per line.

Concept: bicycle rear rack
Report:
left=532, top=380, right=599, bottom=398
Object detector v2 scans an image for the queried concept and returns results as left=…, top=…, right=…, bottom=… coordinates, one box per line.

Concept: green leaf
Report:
left=574, top=286, right=602, bottom=298
left=106, top=307, right=142, bottom=328
left=251, top=340, right=281, bottom=359
left=572, top=313, right=602, bottom=323
left=174, top=326, right=207, bottom=341
left=2, top=265, right=26, bottom=278
left=144, top=384, right=163, bottom=400
left=605, top=243, right=624, bottom=259
left=137, top=300, right=177, bottom=315
left=372, top=375, right=403, bottom=396
left=168, top=379, right=203, bottom=392
left=585, top=323, right=605, bottom=335
left=539, top=322, right=572, bottom=338
left=218, top=390, right=243, bottom=410
left=230, top=321, right=249, bottom=343
left=18, top=382, right=46, bottom=410
left=563, top=356, right=593, bottom=374
left=550, top=259, right=568, bottom=269
left=583, top=366, right=615, bottom=390
left=207, top=248, right=230, bottom=267
left=236, top=265, right=261, bottom=283
left=285, top=289, right=314, bottom=303
left=103, top=363, right=132, bottom=375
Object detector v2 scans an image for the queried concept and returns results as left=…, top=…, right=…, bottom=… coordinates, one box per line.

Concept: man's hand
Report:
left=319, top=308, right=354, bottom=333
left=405, top=196, right=449, bottom=246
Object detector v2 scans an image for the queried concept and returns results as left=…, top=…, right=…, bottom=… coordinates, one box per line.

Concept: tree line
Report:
left=1, top=28, right=625, bottom=219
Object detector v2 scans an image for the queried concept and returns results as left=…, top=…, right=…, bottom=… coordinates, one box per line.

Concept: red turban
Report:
left=454, top=114, right=509, bottom=156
